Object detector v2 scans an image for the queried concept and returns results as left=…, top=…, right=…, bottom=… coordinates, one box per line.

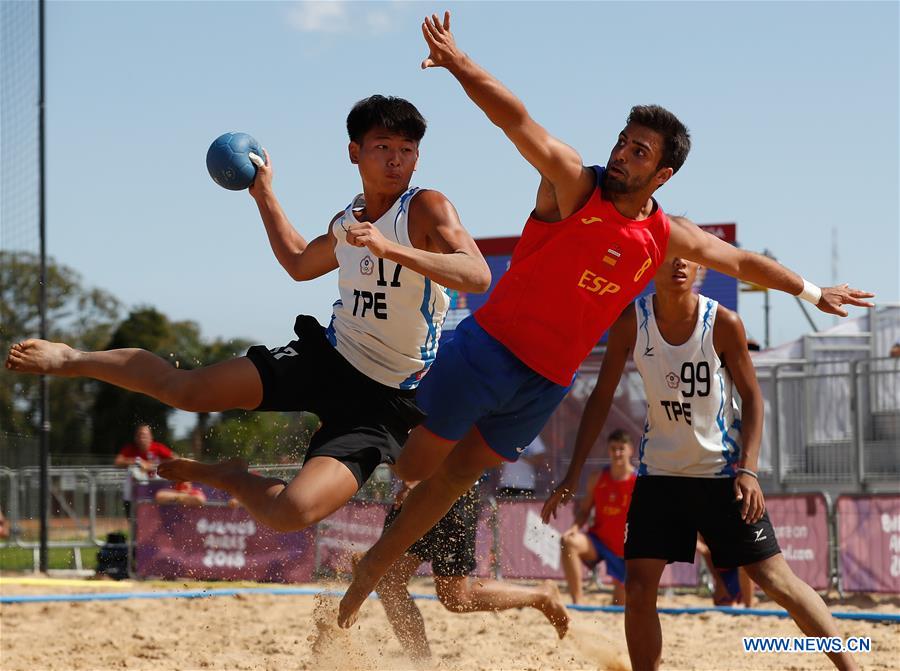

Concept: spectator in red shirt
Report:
left=559, top=429, right=636, bottom=605
left=115, top=424, right=174, bottom=474
left=115, top=424, right=175, bottom=517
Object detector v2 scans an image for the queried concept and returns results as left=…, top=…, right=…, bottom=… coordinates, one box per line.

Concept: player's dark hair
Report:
left=627, top=105, right=691, bottom=175
left=607, top=429, right=632, bottom=445
left=347, top=95, right=427, bottom=144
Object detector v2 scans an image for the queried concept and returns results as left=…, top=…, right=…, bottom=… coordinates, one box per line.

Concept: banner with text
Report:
left=766, top=494, right=831, bottom=590
left=837, top=495, right=900, bottom=593
left=135, top=503, right=315, bottom=583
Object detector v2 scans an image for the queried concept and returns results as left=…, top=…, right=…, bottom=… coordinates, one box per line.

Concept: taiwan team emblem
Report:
left=360, top=255, right=374, bottom=275
left=665, top=372, right=680, bottom=389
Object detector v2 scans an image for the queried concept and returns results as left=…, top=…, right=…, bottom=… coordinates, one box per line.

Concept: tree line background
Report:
left=0, top=251, right=317, bottom=466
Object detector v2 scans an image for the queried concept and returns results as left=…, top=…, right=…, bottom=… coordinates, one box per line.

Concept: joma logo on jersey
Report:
left=577, top=269, right=620, bottom=295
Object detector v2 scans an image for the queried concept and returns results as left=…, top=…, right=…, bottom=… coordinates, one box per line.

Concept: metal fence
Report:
left=0, top=465, right=129, bottom=570
left=755, top=356, right=900, bottom=491
left=0, top=462, right=392, bottom=572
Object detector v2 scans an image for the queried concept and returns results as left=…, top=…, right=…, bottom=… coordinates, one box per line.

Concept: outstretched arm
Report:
left=667, top=216, right=874, bottom=316
left=541, top=308, right=636, bottom=523
left=420, top=11, right=594, bottom=218
left=248, top=150, right=339, bottom=281
left=344, top=190, right=491, bottom=293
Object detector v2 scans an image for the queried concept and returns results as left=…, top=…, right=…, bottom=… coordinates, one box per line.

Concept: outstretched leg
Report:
left=743, top=554, right=858, bottom=670
left=338, top=429, right=502, bottom=627
left=391, top=425, right=459, bottom=483
left=6, top=339, right=263, bottom=411
left=161, top=455, right=359, bottom=533
left=435, top=576, right=569, bottom=639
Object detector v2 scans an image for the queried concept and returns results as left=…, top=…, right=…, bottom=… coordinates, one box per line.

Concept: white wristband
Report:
left=798, top=279, right=822, bottom=305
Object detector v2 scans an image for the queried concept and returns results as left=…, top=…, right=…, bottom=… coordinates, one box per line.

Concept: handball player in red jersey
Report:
left=338, top=12, right=873, bottom=626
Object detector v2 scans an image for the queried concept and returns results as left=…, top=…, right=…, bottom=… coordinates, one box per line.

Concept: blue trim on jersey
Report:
left=637, top=417, right=650, bottom=476
left=714, top=371, right=742, bottom=476
left=398, top=276, right=439, bottom=390
left=393, top=187, right=418, bottom=240
left=638, top=296, right=652, bottom=356
left=700, top=298, right=714, bottom=356
left=325, top=304, right=340, bottom=347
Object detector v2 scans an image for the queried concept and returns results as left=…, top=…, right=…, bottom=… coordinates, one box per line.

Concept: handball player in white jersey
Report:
left=6, top=95, right=490, bottom=533
left=543, top=252, right=858, bottom=671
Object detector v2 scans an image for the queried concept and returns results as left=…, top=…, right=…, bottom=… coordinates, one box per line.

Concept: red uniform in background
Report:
left=117, top=441, right=173, bottom=465
left=590, top=467, right=637, bottom=557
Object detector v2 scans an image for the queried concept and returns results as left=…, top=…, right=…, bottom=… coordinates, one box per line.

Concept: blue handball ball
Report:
left=206, top=132, right=265, bottom=191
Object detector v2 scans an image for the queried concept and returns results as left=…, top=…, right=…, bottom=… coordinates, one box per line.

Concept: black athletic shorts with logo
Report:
left=624, top=476, right=781, bottom=569
left=383, top=486, right=480, bottom=577
left=245, top=315, right=425, bottom=487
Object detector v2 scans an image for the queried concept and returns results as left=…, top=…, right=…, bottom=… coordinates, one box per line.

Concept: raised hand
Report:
left=816, top=284, right=875, bottom=317
left=248, top=148, right=273, bottom=198
left=421, top=11, right=460, bottom=70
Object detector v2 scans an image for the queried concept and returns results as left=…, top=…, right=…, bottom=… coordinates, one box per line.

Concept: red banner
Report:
left=837, top=495, right=900, bottom=593
left=135, top=503, right=315, bottom=583
left=766, top=494, right=831, bottom=590
left=315, top=501, right=390, bottom=575
left=495, top=501, right=575, bottom=579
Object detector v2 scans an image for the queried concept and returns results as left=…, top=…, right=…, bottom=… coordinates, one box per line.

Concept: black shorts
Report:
left=383, top=486, right=480, bottom=577
left=624, top=476, right=781, bottom=570
left=245, top=315, right=426, bottom=487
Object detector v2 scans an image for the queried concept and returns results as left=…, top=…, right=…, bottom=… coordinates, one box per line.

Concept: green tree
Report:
left=199, top=411, right=319, bottom=463
left=90, top=307, right=175, bottom=454
left=0, top=251, right=121, bottom=460
left=90, top=308, right=256, bottom=458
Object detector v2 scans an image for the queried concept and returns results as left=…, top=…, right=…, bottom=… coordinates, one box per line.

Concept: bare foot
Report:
left=337, top=555, right=379, bottom=628
left=5, top=340, right=79, bottom=376
left=157, top=457, right=248, bottom=490
left=539, top=580, right=570, bottom=639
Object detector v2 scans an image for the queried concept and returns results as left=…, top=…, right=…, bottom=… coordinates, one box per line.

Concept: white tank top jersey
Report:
left=326, top=187, right=450, bottom=389
left=632, top=293, right=742, bottom=478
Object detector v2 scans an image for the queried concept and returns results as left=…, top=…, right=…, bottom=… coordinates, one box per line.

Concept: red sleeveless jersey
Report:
left=474, top=168, right=670, bottom=385
left=590, top=467, right=637, bottom=557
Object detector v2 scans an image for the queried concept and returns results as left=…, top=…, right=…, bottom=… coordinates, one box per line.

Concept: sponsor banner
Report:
left=660, top=558, right=700, bottom=588
left=316, top=500, right=493, bottom=578
left=496, top=501, right=574, bottom=579
left=837, top=495, right=900, bottom=593
left=135, top=503, right=315, bottom=583
left=315, top=501, right=390, bottom=575
left=766, top=494, right=831, bottom=590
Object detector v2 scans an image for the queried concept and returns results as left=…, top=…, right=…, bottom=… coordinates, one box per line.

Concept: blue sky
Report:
left=37, top=0, right=899, bottom=354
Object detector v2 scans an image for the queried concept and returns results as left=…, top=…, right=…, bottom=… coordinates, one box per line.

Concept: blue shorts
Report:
left=714, top=567, right=742, bottom=605
left=416, top=316, right=572, bottom=461
left=586, top=531, right=627, bottom=583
